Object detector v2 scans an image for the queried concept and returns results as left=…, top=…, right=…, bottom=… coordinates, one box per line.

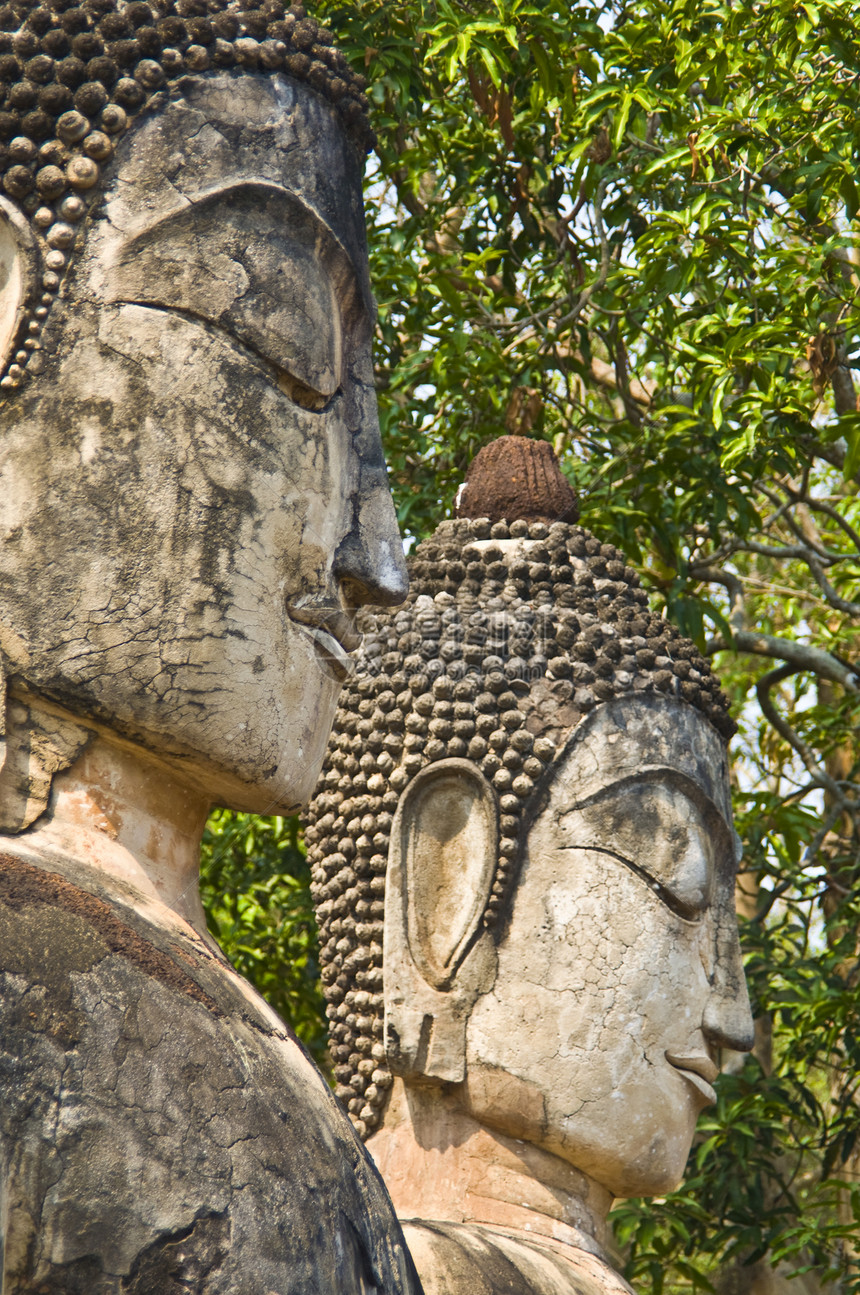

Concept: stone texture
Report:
left=304, top=514, right=736, bottom=1142
left=0, top=852, right=418, bottom=1293
left=0, top=72, right=406, bottom=816
left=304, top=450, right=754, bottom=1294
left=0, top=57, right=417, bottom=1295
left=402, top=1223, right=635, bottom=1295
left=460, top=695, right=749, bottom=1197
left=0, top=0, right=374, bottom=401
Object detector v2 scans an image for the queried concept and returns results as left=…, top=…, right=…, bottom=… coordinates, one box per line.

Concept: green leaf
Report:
left=844, top=423, right=860, bottom=481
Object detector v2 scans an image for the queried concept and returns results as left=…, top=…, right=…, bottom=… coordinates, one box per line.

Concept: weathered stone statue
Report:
left=0, top=5, right=422, bottom=1289
left=304, top=437, right=754, bottom=1295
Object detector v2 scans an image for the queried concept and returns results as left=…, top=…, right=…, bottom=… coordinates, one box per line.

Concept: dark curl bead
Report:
left=0, top=6, right=17, bottom=30
left=98, top=11, right=131, bottom=38
left=35, top=159, right=64, bottom=193
left=0, top=52, right=19, bottom=77
left=266, top=16, right=292, bottom=39
left=87, top=53, right=117, bottom=83
left=71, top=30, right=104, bottom=59
left=211, top=36, right=234, bottom=63
left=0, top=109, right=19, bottom=137
left=211, top=9, right=238, bottom=36
left=7, top=135, right=36, bottom=163
left=12, top=30, right=39, bottom=59
left=41, top=29, right=70, bottom=56
left=292, top=16, right=315, bottom=47
left=112, top=72, right=143, bottom=105
left=56, top=53, right=85, bottom=84
left=38, top=135, right=65, bottom=163
left=158, top=14, right=186, bottom=43
left=308, top=57, right=327, bottom=88
left=125, top=1, right=155, bottom=26
left=8, top=78, right=38, bottom=107
left=134, top=24, right=160, bottom=54
left=106, top=37, right=137, bottom=64
left=21, top=106, right=50, bottom=135
left=59, top=8, right=88, bottom=32
left=240, top=7, right=267, bottom=34
left=185, top=15, right=212, bottom=41
left=285, top=48, right=309, bottom=75
left=4, top=162, right=35, bottom=196
left=74, top=77, right=106, bottom=112
left=26, top=4, right=53, bottom=30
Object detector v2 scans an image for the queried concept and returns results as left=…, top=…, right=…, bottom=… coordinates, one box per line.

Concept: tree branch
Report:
left=804, top=552, right=860, bottom=617
left=551, top=178, right=611, bottom=333
left=689, top=564, right=746, bottom=632
left=705, top=630, right=860, bottom=693
left=788, top=495, right=860, bottom=553
left=756, top=664, right=852, bottom=798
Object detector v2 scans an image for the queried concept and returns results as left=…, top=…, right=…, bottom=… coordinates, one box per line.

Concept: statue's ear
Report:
left=384, top=759, right=499, bottom=1085
left=0, top=198, right=37, bottom=374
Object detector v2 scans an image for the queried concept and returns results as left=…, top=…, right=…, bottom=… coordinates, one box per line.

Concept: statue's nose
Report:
left=334, top=471, right=408, bottom=609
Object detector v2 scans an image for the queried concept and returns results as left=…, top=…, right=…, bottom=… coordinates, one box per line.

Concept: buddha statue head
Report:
left=0, top=0, right=407, bottom=830
left=304, top=437, right=753, bottom=1207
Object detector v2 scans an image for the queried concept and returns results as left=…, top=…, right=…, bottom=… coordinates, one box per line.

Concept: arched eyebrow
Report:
left=121, top=180, right=373, bottom=318
left=560, top=842, right=709, bottom=922
left=561, top=768, right=736, bottom=864
left=103, top=181, right=372, bottom=396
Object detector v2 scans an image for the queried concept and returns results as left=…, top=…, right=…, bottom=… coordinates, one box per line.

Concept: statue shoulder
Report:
left=401, top=1219, right=636, bottom=1295
left=0, top=853, right=420, bottom=1295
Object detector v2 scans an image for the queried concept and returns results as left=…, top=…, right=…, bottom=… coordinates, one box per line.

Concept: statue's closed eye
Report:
left=102, top=185, right=361, bottom=407
left=561, top=781, right=718, bottom=922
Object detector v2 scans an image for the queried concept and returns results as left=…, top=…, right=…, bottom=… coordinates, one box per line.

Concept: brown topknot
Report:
left=455, top=435, right=579, bottom=526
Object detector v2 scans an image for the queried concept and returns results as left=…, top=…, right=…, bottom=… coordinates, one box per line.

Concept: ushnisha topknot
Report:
left=303, top=437, right=736, bottom=1143
left=455, top=433, right=579, bottom=525
left=0, top=0, right=371, bottom=391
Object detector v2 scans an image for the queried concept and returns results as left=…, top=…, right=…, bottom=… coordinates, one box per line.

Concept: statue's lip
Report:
left=287, top=598, right=363, bottom=651
left=665, top=1051, right=718, bottom=1105
left=287, top=597, right=362, bottom=680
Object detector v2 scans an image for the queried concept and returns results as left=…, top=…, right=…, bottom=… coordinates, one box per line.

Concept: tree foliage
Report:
left=202, top=0, right=860, bottom=1288
left=199, top=812, right=329, bottom=1068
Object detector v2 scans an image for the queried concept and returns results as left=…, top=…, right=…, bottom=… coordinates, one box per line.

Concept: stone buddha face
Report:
left=0, top=66, right=406, bottom=814
left=460, top=694, right=752, bottom=1197
left=305, top=504, right=753, bottom=1200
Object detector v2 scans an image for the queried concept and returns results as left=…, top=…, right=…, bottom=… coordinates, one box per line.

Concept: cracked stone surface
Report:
left=401, top=1221, right=635, bottom=1295
left=368, top=695, right=754, bottom=1294
left=0, top=72, right=406, bottom=817
left=461, top=698, right=751, bottom=1195
left=0, top=853, right=418, bottom=1292
left=0, top=66, right=416, bottom=1295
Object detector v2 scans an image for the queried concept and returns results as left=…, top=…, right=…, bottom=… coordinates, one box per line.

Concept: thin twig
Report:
left=756, top=664, right=852, bottom=798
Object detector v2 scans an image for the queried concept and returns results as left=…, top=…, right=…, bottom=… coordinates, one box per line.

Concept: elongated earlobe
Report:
left=0, top=198, right=36, bottom=381
left=384, top=759, right=499, bottom=1084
